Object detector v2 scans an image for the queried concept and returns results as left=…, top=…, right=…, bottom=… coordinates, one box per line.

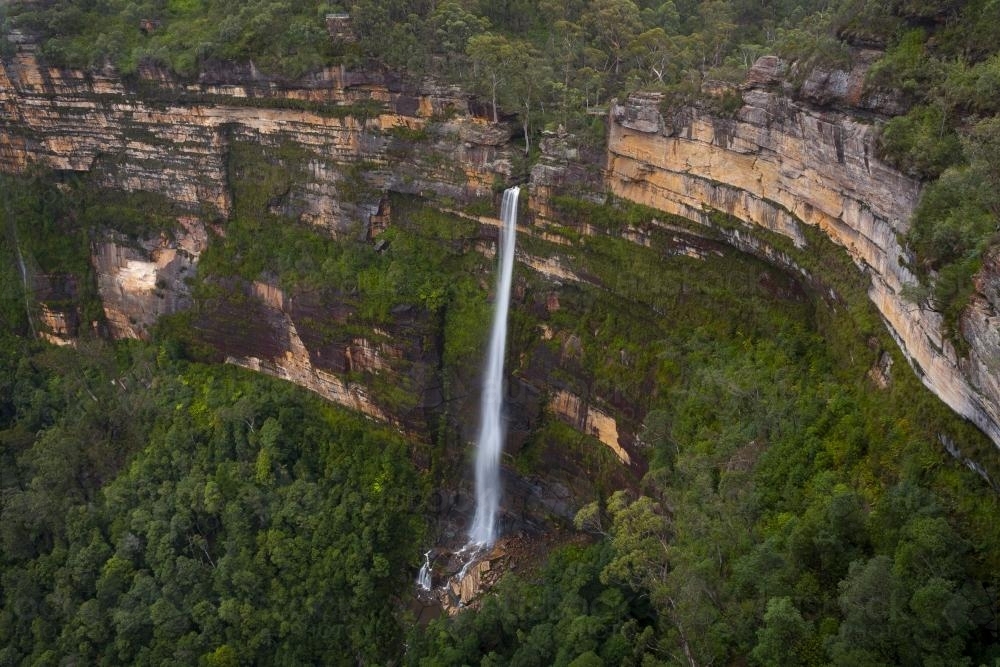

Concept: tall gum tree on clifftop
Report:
left=466, top=32, right=516, bottom=123
left=506, top=43, right=550, bottom=155
left=582, top=0, right=642, bottom=75
left=465, top=32, right=550, bottom=153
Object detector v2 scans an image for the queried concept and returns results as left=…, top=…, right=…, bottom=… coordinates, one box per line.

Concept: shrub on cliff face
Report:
left=878, top=104, right=962, bottom=180
left=865, top=28, right=929, bottom=96
left=858, top=9, right=1000, bottom=340
left=903, top=115, right=1000, bottom=336
left=909, top=166, right=994, bottom=269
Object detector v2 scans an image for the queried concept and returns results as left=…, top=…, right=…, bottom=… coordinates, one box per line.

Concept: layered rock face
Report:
left=0, top=37, right=513, bottom=432
left=4, top=36, right=1000, bottom=454
left=0, top=40, right=512, bottom=224
left=222, top=280, right=403, bottom=425
left=604, top=57, right=1000, bottom=448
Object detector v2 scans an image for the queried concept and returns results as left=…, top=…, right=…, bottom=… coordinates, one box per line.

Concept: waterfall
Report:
left=417, top=551, right=432, bottom=591
left=8, top=218, right=35, bottom=337
left=468, top=186, right=519, bottom=548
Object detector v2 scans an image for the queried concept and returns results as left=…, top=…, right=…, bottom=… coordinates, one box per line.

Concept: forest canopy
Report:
left=0, top=336, right=425, bottom=665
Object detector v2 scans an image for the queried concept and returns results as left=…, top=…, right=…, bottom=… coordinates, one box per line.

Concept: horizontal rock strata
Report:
left=605, top=66, right=1000, bottom=448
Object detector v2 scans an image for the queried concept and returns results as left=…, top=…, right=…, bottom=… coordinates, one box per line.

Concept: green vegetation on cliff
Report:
left=0, top=172, right=187, bottom=339
left=406, top=196, right=1000, bottom=666
left=3, top=161, right=1000, bottom=665
left=7, top=0, right=999, bottom=328
left=831, top=2, right=1000, bottom=333
left=3, top=0, right=1000, bottom=664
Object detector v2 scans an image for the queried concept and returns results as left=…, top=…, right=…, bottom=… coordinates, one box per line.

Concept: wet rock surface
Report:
left=413, top=529, right=585, bottom=618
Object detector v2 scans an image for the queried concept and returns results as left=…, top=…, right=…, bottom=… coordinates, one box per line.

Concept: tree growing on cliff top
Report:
left=465, top=33, right=551, bottom=153
left=582, top=0, right=642, bottom=75
left=466, top=32, right=517, bottom=123
left=428, top=1, right=489, bottom=73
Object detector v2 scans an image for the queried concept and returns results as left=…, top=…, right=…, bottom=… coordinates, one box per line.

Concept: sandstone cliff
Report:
left=3, top=35, right=1000, bottom=458
left=0, top=37, right=512, bottom=224
left=0, top=36, right=514, bottom=436
left=602, top=57, right=1000, bottom=449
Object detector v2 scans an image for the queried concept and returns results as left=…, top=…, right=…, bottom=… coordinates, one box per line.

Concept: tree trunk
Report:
left=491, top=77, right=499, bottom=123
left=667, top=597, right=700, bottom=667
left=521, top=96, right=532, bottom=155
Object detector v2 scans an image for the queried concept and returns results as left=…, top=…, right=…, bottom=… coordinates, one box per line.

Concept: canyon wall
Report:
left=3, top=35, right=1000, bottom=454
left=602, top=57, right=1000, bottom=448
left=0, top=36, right=513, bottom=437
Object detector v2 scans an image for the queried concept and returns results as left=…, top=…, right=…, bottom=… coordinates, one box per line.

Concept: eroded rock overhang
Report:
left=605, top=85, right=1000, bottom=449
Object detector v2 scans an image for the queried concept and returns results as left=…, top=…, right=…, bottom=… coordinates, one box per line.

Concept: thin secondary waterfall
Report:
left=416, top=551, right=432, bottom=591
left=467, top=186, right=520, bottom=548
left=9, top=219, right=35, bottom=337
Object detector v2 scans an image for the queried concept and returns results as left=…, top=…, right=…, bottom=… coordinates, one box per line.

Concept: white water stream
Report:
left=415, top=187, right=520, bottom=595
left=10, top=220, right=35, bottom=337
left=417, top=550, right=433, bottom=591
left=467, top=186, right=519, bottom=548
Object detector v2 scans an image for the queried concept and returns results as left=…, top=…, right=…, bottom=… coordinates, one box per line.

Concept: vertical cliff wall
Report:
left=603, top=61, right=1000, bottom=449
left=4, top=36, right=1000, bottom=453
left=0, top=38, right=516, bottom=429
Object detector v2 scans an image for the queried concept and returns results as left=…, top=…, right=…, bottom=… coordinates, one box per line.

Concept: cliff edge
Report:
left=605, top=56, right=1000, bottom=449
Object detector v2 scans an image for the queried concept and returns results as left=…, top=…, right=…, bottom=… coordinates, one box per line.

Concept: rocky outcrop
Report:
left=37, top=303, right=76, bottom=347
left=228, top=326, right=391, bottom=424
left=964, top=247, right=1000, bottom=437
left=603, top=59, right=1000, bottom=448
left=22, top=266, right=88, bottom=346
left=530, top=130, right=605, bottom=222
left=0, top=36, right=513, bottom=234
left=549, top=390, right=631, bottom=466
left=92, top=216, right=207, bottom=338
left=189, top=275, right=441, bottom=433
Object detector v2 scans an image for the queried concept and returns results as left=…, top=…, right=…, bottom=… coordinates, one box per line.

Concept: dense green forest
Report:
left=0, top=341, right=424, bottom=665
left=2, top=0, right=1000, bottom=665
